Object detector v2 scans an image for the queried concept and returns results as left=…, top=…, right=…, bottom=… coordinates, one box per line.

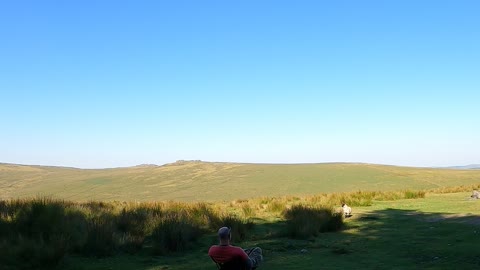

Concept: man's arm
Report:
left=236, top=247, right=253, bottom=270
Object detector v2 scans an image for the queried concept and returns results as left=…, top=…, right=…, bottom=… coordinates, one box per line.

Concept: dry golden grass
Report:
left=2, top=161, right=480, bottom=202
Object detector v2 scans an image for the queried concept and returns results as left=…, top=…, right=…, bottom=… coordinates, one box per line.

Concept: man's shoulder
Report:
left=208, top=245, right=219, bottom=254
left=209, top=245, right=245, bottom=253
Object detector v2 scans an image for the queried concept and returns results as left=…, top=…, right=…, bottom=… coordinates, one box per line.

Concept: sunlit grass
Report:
left=3, top=162, right=480, bottom=202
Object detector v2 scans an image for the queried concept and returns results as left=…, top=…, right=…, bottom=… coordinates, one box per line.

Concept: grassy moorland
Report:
left=1, top=186, right=480, bottom=270
left=62, top=191, right=480, bottom=270
left=1, top=162, right=480, bottom=269
left=1, top=161, right=480, bottom=202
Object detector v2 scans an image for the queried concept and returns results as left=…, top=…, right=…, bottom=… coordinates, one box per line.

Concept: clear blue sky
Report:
left=1, top=1, right=479, bottom=168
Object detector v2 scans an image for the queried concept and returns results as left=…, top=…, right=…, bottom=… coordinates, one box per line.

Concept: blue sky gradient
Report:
left=1, top=1, right=479, bottom=168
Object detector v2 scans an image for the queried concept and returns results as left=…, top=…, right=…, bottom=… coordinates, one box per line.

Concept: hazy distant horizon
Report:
left=1, top=1, right=479, bottom=169
left=1, top=159, right=479, bottom=170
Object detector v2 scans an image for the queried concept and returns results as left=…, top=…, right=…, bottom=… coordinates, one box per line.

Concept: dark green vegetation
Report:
left=2, top=161, right=480, bottom=201
left=0, top=198, right=251, bottom=269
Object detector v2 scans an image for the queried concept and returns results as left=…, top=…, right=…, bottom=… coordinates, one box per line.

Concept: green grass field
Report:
left=2, top=161, right=480, bottom=202
left=58, top=192, right=480, bottom=270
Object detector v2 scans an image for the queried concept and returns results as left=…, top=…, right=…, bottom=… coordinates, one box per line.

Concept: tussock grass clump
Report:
left=0, top=236, right=67, bottom=270
left=151, top=214, right=203, bottom=255
left=82, top=214, right=116, bottom=257
left=283, top=205, right=343, bottom=239
left=80, top=200, right=115, bottom=213
left=248, top=189, right=428, bottom=215
left=429, top=184, right=480, bottom=194
left=305, top=190, right=425, bottom=207
left=0, top=198, right=74, bottom=268
left=117, top=207, right=150, bottom=235
left=266, top=199, right=287, bottom=213
left=116, top=206, right=158, bottom=253
left=372, top=190, right=426, bottom=200
left=308, top=191, right=374, bottom=207
left=240, top=203, right=255, bottom=218
left=14, top=198, right=68, bottom=238
left=187, top=202, right=222, bottom=230
left=404, top=190, right=425, bottom=199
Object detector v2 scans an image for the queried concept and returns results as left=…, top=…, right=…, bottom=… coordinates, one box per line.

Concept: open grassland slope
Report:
left=1, top=190, right=478, bottom=269
left=66, top=192, right=480, bottom=270
left=1, top=161, right=480, bottom=201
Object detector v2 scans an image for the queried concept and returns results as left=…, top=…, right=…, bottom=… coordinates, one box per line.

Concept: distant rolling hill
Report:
left=1, top=161, right=480, bottom=202
left=443, top=164, right=480, bottom=170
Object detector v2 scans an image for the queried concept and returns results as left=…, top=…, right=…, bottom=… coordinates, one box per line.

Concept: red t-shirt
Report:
left=208, top=245, right=249, bottom=263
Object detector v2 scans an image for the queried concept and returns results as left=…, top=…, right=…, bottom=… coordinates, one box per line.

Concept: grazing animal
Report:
left=471, top=190, right=480, bottom=199
left=342, top=203, right=352, bottom=218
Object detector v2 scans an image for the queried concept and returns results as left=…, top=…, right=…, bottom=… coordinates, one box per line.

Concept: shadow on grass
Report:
left=61, top=208, right=480, bottom=270
left=253, top=208, right=480, bottom=270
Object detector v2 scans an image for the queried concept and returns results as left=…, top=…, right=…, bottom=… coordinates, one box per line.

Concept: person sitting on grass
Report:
left=209, top=227, right=263, bottom=270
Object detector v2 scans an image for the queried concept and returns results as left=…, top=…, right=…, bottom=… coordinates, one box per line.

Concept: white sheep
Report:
left=342, top=203, right=352, bottom=218
left=471, top=190, right=479, bottom=199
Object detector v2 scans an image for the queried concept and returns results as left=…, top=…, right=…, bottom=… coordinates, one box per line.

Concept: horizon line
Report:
left=1, top=160, right=479, bottom=170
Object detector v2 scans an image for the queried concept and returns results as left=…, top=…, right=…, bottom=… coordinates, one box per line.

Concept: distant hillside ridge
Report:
left=1, top=161, right=480, bottom=202
left=443, top=164, right=480, bottom=170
